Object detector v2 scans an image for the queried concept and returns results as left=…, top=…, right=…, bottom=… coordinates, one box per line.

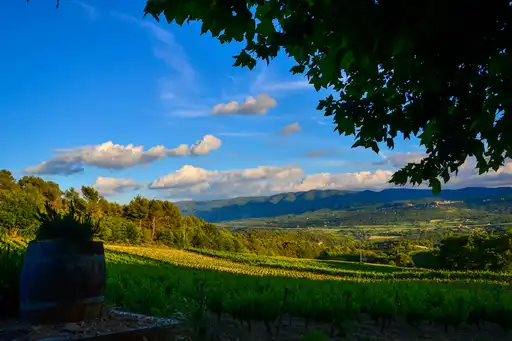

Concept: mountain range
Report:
left=175, top=187, right=512, bottom=222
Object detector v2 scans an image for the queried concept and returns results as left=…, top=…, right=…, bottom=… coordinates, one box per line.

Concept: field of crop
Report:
left=186, top=247, right=512, bottom=282
left=4, top=240, right=512, bottom=340
left=105, top=245, right=512, bottom=340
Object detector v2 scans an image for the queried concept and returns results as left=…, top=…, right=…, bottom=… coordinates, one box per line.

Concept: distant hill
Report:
left=175, top=187, right=512, bottom=222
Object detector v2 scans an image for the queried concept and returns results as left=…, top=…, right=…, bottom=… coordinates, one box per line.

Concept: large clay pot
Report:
left=19, top=239, right=106, bottom=324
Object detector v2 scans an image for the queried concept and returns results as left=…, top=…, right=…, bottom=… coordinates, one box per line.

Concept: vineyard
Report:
left=3, top=240, right=512, bottom=340
left=105, top=245, right=512, bottom=340
left=187, top=247, right=512, bottom=282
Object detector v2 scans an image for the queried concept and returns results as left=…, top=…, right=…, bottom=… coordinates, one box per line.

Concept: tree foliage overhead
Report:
left=143, top=0, right=512, bottom=194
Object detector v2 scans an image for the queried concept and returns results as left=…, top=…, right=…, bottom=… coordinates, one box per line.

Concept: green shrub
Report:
left=35, top=202, right=96, bottom=242
left=412, top=250, right=442, bottom=269
left=394, top=253, right=415, bottom=267
left=0, top=241, right=24, bottom=319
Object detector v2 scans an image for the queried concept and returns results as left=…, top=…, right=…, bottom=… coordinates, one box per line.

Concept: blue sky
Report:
left=1, top=1, right=507, bottom=202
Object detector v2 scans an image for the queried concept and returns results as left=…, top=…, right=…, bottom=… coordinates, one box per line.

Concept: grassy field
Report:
left=4, top=240, right=512, bottom=340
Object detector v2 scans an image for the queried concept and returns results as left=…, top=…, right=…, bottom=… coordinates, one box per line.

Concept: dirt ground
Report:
left=182, top=313, right=511, bottom=341
left=1, top=310, right=509, bottom=341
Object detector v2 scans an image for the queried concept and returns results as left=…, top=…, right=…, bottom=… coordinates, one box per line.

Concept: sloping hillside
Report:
left=176, top=187, right=512, bottom=222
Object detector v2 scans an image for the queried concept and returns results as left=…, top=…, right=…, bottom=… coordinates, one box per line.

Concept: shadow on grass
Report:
left=104, top=248, right=512, bottom=341
left=314, top=259, right=408, bottom=273
left=183, top=248, right=512, bottom=283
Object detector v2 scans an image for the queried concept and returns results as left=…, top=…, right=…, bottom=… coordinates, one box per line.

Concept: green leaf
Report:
left=233, top=50, right=255, bottom=69
left=200, top=23, right=209, bottom=35
left=390, top=169, right=408, bottom=186
left=290, top=64, right=306, bottom=74
left=489, top=55, right=506, bottom=75
left=340, top=51, right=355, bottom=71
left=334, top=116, right=355, bottom=135
left=360, top=55, right=370, bottom=69
left=430, top=178, right=441, bottom=195
left=140, top=0, right=512, bottom=192
left=257, top=18, right=275, bottom=36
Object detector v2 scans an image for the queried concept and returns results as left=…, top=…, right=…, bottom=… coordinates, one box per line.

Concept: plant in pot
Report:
left=19, top=202, right=106, bottom=324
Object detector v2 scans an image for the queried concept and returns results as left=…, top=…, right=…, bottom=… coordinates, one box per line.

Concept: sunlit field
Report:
left=4, top=240, right=512, bottom=340
left=104, top=244, right=512, bottom=340
left=107, top=244, right=512, bottom=283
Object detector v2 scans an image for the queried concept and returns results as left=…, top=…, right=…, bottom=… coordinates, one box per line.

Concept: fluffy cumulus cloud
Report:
left=213, top=94, right=277, bottom=115
left=25, top=135, right=222, bottom=175
left=189, top=135, right=222, bottom=156
left=93, top=177, right=147, bottom=197
left=280, top=122, right=301, bottom=135
left=149, top=165, right=304, bottom=199
left=294, top=170, right=394, bottom=192
left=441, top=157, right=512, bottom=188
left=147, top=157, right=512, bottom=200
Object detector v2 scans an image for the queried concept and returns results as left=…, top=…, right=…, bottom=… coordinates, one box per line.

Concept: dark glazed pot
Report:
left=19, top=239, right=106, bottom=324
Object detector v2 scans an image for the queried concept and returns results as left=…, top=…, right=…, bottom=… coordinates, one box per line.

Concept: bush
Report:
left=394, top=253, right=415, bottom=267
left=412, top=250, right=442, bottom=269
left=438, top=232, right=512, bottom=271
left=98, top=216, right=142, bottom=244
left=0, top=241, right=24, bottom=319
left=36, top=203, right=95, bottom=242
left=156, top=228, right=175, bottom=246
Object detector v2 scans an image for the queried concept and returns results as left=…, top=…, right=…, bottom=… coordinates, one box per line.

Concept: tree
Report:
left=160, top=200, right=182, bottom=229
left=81, top=186, right=102, bottom=219
left=124, top=195, right=149, bottom=233
left=0, top=190, right=39, bottom=238
left=147, top=199, right=165, bottom=240
left=142, top=0, right=512, bottom=193
left=63, top=188, right=87, bottom=218
left=0, top=170, right=18, bottom=191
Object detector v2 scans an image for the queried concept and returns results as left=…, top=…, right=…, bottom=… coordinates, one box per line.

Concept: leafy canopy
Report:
left=142, top=0, right=512, bottom=194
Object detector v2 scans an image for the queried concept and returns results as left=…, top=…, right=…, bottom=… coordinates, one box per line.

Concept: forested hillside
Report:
left=0, top=169, right=365, bottom=258
left=177, top=187, right=512, bottom=222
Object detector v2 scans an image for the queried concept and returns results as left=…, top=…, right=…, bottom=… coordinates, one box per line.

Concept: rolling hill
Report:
left=175, top=187, right=512, bottom=222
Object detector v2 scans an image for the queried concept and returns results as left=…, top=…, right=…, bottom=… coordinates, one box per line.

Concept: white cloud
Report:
left=213, top=94, right=277, bottom=115
left=149, top=165, right=304, bottom=199
left=374, top=152, right=428, bottom=168
left=294, top=170, right=394, bottom=192
left=93, top=177, right=146, bottom=197
left=189, top=135, right=222, bottom=156
left=148, top=159, right=512, bottom=200
left=280, top=122, right=301, bottom=135
left=25, top=135, right=222, bottom=175
left=442, top=157, right=512, bottom=188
